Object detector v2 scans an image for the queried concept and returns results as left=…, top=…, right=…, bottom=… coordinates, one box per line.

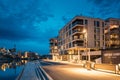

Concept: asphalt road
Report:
left=40, top=60, right=120, bottom=80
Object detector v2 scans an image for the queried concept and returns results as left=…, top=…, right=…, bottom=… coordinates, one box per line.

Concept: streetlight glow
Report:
left=83, top=29, right=86, bottom=33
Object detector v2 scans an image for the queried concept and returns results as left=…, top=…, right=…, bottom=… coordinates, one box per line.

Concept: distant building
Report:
left=24, top=51, right=38, bottom=60
left=0, top=47, right=7, bottom=54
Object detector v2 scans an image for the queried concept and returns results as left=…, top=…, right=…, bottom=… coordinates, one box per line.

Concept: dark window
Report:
left=78, top=19, right=83, bottom=25
left=69, top=43, right=71, bottom=48
left=102, top=22, right=104, bottom=27
left=103, top=29, right=104, bottom=34
left=94, top=21, right=96, bottom=26
left=94, top=28, right=96, bottom=33
left=66, top=26, right=68, bottom=31
left=97, top=21, right=100, bottom=27
left=72, top=19, right=83, bottom=26
left=69, top=30, right=71, bottom=35
left=55, top=43, right=57, bottom=46
left=69, top=24, right=71, bottom=29
left=66, top=32, right=68, bottom=37
left=85, top=20, right=88, bottom=25
left=94, top=35, right=96, bottom=40
left=94, top=21, right=100, bottom=27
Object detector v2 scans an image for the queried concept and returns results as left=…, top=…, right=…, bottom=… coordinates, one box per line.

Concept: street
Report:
left=40, top=60, right=120, bottom=80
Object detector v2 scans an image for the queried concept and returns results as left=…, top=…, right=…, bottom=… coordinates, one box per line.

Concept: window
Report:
left=72, top=19, right=83, bottom=26
left=94, top=35, right=96, bottom=40
left=94, top=28, right=96, bottom=33
left=94, top=21, right=96, bottom=26
left=96, top=28, right=100, bottom=33
left=85, top=20, right=88, bottom=25
left=69, top=24, right=71, bottom=29
left=94, top=21, right=100, bottom=27
left=102, top=22, right=104, bottom=27
left=69, top=43, right=71, bottom=48
left=69, top=30, right=71, bottom=35
left=96, top=21, right=100, bottom=27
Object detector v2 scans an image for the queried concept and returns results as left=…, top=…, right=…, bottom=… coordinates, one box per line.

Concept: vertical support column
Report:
left=78, top=49, right=80, bottom=63
left=60, top=55, right=62, bottom=61
left=70, top=54, right=72, bottom=62
left=88, top=48, right=90, bottom=62
left=52, top=54, right=55, bottom=61
left=71, top=49, right=74, bottom=61
left=85, top=49, right=87, bottom=61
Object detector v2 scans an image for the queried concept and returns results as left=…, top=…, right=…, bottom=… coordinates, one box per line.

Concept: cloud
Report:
left=0, top=0, right=54, bottom=42
left=61, top=16, right=72, bottom=24
left=89, top=0, right=120, bottom=18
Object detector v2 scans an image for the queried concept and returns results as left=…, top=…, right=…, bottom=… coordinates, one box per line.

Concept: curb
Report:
left=39, top=66, right=54, bottom=80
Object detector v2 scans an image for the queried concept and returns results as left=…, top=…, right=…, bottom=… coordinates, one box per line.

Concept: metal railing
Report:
left=35, top=61, right=53, bottom=80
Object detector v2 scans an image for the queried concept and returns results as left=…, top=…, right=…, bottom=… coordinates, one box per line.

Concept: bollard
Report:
left=118, top=64, right=120, bottom=74
left=115, top=64, right=120, bottom=74
left=115, top=65, right=119, bottom=74
left=91, top=62, right=95, bottom=69
left=86, top=61, right=91, bottom=70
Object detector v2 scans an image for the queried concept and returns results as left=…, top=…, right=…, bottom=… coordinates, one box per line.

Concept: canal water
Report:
left=0, top=60, right=27, bottom=80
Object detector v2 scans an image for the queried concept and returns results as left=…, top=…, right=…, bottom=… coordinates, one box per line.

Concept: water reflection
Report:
left=0, top=60, right=28, bottom=71
left=0, top=60, right=28, bottom=80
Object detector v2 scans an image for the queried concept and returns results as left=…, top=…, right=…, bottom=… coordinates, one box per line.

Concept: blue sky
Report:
left=0, top=0, right=120, bottom=54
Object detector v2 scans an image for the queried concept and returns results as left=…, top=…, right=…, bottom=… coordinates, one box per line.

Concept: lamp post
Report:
left=83, top=29, right=90, bottom=62
left=83, top=29, right=91, bottom=70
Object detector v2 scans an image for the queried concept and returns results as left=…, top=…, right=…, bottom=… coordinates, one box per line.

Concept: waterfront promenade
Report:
left=16, top=60, right=120, bottom=80
left=16, top=60, right=52, bottom=80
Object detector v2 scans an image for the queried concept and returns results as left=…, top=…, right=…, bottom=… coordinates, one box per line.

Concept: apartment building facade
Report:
left=105, top=18, right=120, bottom=49
left=49, top=38, right=59, bottom=60
left=49, top=16, right=120, bottom=63
left=102, top=18, right=120, bottom=64
left=58, top=16, right=104, bottom=61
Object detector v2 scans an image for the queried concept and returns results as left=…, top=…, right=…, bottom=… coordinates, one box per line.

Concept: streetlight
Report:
left=83, top=29, right=91, bottom=70
left=83, top=29, right=88, bottom=61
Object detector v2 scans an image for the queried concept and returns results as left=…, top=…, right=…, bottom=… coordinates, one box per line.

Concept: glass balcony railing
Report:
left=72, top=38, right=84, bottom=41
left=73, top=43, right=84, bottom=47
left=72, top=29, right=83, bottom=33
left=72, top=20, right=84, bottom=27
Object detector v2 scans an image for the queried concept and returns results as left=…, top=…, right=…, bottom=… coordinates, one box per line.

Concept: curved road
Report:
left=40, top=60, right=120, bottom=80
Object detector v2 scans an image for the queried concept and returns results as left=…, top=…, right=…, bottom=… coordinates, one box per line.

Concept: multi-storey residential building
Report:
left=58, top=16, right=104, bottom=61
left=49, top=38, right=59, bottom=60
left=105, top=18, right=120, bottom=49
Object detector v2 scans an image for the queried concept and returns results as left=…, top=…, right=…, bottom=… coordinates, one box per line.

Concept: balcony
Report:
left=72, top=19, right=84, bottom=27
left=72, top=34, right=84, bottom=41
left=73, top=43, right=84, bottom=47
left=72, top=29, right=83, bottom=34
left=110, top=25, right=119, bottom=30
left=72, top=40, right=84, bottom=47
left=72, top=38, right=84, bottom=42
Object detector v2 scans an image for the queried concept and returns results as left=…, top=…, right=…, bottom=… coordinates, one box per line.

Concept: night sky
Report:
left=0, top=0, right=120, bottom=54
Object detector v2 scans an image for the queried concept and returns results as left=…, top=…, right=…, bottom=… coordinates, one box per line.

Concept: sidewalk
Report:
left=16, top=60, right=52, bottom=80
left=44, top=59, right=120, bottom=75
left=43, top=59, right=85, bottom=66
left=16, top=62, right=38, bottom=80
